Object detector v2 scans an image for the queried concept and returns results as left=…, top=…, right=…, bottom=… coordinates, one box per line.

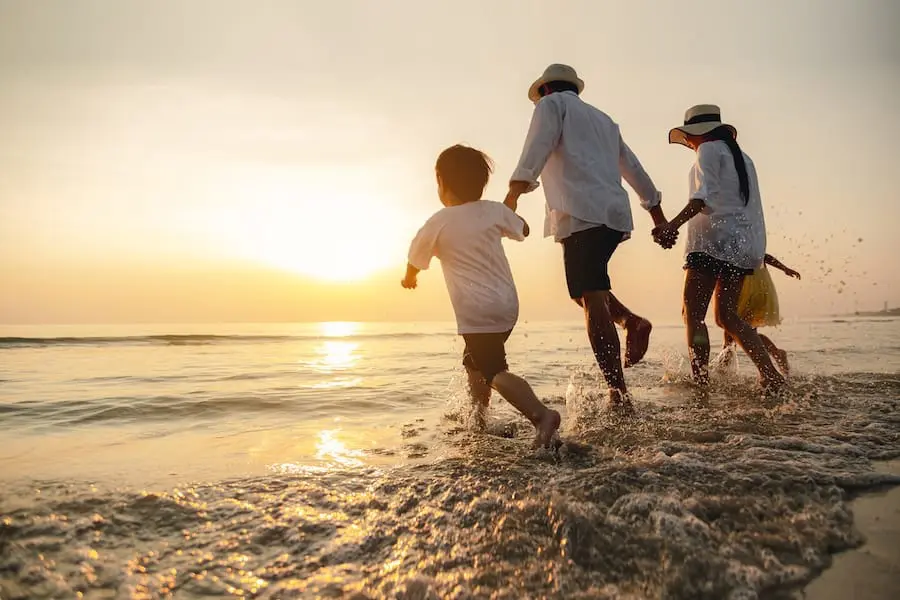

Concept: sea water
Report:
left=1, top=318, right=898, bottom=598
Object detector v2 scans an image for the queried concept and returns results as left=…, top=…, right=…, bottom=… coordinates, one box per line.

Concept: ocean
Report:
left=1, top=318, right=898, bottom=599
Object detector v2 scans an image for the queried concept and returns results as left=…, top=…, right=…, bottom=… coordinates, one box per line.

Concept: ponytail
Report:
left=708, top=126, right=749, bottom=204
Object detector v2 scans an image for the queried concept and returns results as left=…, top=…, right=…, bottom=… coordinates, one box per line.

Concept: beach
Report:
left=1, top=318, right=898, bottom=598
left=805, top=460, right=900, bottom=600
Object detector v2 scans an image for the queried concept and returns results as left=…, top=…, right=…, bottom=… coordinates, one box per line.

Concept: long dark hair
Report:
left=706, top=126, right=749, bottom=204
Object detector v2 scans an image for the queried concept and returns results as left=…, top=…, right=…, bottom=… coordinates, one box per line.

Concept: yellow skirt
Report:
left=738, top=266, right=781, bottom=328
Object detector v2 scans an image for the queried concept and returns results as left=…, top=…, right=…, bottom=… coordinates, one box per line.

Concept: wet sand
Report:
left=805, top=461, right=900, bottom=600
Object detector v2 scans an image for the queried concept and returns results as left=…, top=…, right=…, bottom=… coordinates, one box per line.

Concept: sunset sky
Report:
left=1, top=0, right=897, bottom=324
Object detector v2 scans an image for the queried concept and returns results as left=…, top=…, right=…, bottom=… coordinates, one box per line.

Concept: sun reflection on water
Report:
left=304, top=323, right=362, bottom=386
left=315, top=341, right=359, bottom=371
left=314, top=430, right=363, bottom=467
left=268, top=430, right=366, bottom=475
left=310, top=377, right=362, bottom=389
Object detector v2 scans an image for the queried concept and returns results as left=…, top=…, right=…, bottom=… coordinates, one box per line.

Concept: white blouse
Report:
left=684, top=140, right=767, bottom=270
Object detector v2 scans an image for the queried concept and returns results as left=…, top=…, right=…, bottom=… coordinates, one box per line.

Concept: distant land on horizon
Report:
left=843, top=307, right=900, bottom=318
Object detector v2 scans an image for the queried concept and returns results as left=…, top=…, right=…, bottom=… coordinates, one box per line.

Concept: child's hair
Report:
left=435, top=145, right=494, bottom=203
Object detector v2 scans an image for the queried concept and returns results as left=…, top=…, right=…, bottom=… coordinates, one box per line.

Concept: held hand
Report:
left=509, top=180, right=536, bottom=195
left=503, top=189, right=519, bottom=212
left=652, top=224, right=679, bottom=250
left=504, top=181, right=536, bottom=212
left=401, top=275, right=417, bottom=289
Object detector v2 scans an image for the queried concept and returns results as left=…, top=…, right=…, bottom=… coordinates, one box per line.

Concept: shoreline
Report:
left=804, top=459, right=900, bottom=599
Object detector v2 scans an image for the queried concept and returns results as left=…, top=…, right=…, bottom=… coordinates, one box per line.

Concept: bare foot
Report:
left=608, top=390, right=636, bottom=417
left=773, top=349, right=790, bottom=377
left=761, top=373, right=787, bottom=398
left=624, top=317, right=652, bottom=368
left=691, top=361, right=710, bottom=386
left=533, top=409, right=561, bottom=448
left=711, top=345, right=736, bottom=373
left=470, top=403, right=488, bottom=431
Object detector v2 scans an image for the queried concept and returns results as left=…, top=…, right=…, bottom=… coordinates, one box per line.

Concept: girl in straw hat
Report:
left=653, top=105, right=786, bottom=393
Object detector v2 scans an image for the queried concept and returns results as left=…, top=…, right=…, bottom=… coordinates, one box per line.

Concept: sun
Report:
left=216, top=174, right=405, bottom=282
left=253, top=227, right=392, bottom=282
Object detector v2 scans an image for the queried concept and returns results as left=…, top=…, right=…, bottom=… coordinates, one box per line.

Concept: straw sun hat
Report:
left=668, top=104, right=737, bottom=147
left=527, top=64, right=585, bottom=103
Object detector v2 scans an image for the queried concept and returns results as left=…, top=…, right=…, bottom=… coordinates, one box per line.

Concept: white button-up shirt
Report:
left=684, top=140, right=767, bottom=270
left=510, top=91, right=661, bottom=241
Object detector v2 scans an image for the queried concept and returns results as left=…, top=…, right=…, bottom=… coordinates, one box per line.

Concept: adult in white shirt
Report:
left=504, top=64, right=673, bottom=412
left=653, top=105, right=785, bottom=392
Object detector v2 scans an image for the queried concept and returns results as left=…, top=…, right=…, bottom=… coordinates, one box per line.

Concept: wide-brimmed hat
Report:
left=528, top=64, right=585, bottom=103
left=668, top=104, right=737, bottom=147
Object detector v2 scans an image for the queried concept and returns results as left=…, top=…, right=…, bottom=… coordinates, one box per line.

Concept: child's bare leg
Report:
left=760, top=334, right=789, bottom=376
left=723, top=331, right=736, bottom=348
left=491, top=371, right=561, bottom=448
left=713, top=330, right=737, bottom=371
left=715, top=275, right=785, bottom=392
left=465, top=366, right=491, bottom=430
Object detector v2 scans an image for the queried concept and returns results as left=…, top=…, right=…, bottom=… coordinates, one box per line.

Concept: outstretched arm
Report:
left=401, top=264, right=420, bottom=289
left=648, top=204, right=668, bottom=228
left=765, top=254, right=801, bottom=279
left=404, top=216, right=441, bottom=289
left=506, top=97, right=563, bottom=211
left=653, top=144, right=719, bottom=250
left=619, top=135, right=666, bottom=227
left=500, top=204, right=531, bottom=240
left=668, top=199, right=705, bottom=231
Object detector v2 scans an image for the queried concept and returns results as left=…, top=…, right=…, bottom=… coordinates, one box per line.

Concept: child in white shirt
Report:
left=402, top=145, right=561, bottom=448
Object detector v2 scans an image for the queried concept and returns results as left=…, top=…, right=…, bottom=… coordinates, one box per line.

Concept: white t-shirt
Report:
left=684, top=140, right=767, bottom=270
left=407, top=200, right=526, bottom=334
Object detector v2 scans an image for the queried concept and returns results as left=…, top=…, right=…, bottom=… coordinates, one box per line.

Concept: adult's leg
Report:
left=759, top=333, right=790, bottom=376
left=714, top=273, right=786, bottom=390
left=683, top=268, right=718, bottom=384
left=607, top=294, right=653, bottom=368
left=565, top=227, right=632, bottom=408
left=581, top=290, right=630, bottom=407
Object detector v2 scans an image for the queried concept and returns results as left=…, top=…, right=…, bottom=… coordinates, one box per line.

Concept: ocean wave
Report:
left=0, top=391, right=396, bottom=429
left=0, top=331, right=441, bottom=349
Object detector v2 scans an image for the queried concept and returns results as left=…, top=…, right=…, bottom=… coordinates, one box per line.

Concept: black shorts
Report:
left=562, top=226, right=625, bottom=298
left=461, top=330, right=512, bottom=385
left=684, top=252, right=754, bottom=278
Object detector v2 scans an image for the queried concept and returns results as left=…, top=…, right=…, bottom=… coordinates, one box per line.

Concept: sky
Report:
left=0, top=0, right=898, bottom=325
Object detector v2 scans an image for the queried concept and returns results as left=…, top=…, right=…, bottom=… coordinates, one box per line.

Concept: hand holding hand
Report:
left=652, top=224, right=679, bottom=249
left=504, top=180, right=537, bottom=211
